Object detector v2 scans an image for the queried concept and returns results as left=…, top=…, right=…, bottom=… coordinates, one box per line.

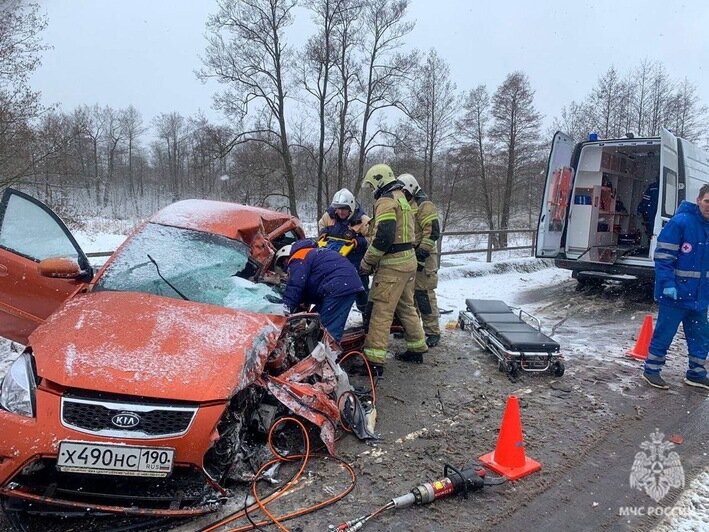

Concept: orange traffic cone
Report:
left=479, top=395, right=541, bottom=481
left=628, top=314, right=653, bottom=361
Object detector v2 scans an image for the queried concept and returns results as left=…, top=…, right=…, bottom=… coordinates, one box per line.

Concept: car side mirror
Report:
left=37, top=257, right=83, bottom=279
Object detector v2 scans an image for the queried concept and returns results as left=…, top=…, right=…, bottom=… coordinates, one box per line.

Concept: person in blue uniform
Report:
left=318, top=188, right=371, bottom=312
left=277, top=239, right=364, bottom=343
left=643, top=184, right=709, bottom=390
left=637, top=178, right=659, bottom=239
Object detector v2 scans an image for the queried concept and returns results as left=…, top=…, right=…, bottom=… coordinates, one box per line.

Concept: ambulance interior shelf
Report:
left=548, top=138, right=662, bottom=264
left=569, top=183, right=640, bottom=263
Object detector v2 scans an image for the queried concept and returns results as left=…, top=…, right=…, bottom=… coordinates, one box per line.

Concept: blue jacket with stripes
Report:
left=653, top=201, right=709, bottom=310
left=282, top=239, right=364, bottom=312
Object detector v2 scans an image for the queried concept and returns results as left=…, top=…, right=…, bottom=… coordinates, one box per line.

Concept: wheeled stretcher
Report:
left=458, top=299, right=564, bottom=379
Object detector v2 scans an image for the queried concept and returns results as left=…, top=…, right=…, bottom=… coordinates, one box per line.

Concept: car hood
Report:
left=29, top=291, right=285, bottom=402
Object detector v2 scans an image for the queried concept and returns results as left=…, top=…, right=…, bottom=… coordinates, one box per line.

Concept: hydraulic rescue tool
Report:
left=330, top=464, right=491, bottom=531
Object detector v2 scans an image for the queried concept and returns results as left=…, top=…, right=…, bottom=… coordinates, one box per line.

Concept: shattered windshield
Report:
left=95, top=223, right=284, bottom=315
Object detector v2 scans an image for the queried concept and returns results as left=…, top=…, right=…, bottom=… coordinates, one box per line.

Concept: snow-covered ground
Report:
left=74, top=227, right=128, bottom=269
left=437, top=258, right=564, bottom=308
left=655, top=469, right=709, bottom=531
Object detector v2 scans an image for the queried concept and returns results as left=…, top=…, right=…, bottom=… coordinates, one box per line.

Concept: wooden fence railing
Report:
left=437, top=228, right=538, bottom=263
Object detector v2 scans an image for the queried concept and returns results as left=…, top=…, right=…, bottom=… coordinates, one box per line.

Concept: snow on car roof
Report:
left=150, top=199, right=298, bottom=242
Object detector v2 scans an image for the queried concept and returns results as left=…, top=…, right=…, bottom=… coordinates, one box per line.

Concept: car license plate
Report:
left=57, top=441, right=174, bottom=477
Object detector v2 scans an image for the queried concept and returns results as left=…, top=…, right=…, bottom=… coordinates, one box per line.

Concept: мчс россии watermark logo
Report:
left=629, top=429, right=685, bottom=503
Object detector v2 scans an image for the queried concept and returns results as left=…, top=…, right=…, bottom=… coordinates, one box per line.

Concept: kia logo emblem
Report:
left=111, top=412, right=141, bottom=429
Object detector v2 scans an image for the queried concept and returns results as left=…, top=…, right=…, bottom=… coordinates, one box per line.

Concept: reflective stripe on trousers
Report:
left=645, top=304, right=708, bottom=378
left=363, top=266, right=427, bottom=364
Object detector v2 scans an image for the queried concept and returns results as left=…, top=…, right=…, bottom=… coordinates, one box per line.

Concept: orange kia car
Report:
left=0, top=188, right=364, bottom=520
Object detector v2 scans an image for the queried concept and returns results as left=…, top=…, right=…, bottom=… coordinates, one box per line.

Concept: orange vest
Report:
left=288, top=247, right=314, bottom=264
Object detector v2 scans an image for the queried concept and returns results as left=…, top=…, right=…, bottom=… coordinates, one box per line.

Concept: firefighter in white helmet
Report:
left=273, top=244, right=293, bottom=274
left=318, top=188, right=371, bottom=311
left=359, top=164, right=428, bottom=373
left=397, top=173, right=441, bottom=347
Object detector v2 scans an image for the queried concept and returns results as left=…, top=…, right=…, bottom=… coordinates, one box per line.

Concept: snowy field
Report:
left=0, top=222, right=706, bottom=529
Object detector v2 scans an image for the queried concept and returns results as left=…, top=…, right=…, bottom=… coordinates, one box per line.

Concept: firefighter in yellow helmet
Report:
left=398, top=173, right=441, bottom=347
left=359, top=164, right=428, bottom=373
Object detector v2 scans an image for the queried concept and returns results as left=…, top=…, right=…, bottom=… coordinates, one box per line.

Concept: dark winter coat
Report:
left=653, top=201, right=709, bottom=311
left=282, top=239, right=364, bottom=312
left=637, top=182, right=659, bottom=226
left=318, top=206, right=369, bottom=266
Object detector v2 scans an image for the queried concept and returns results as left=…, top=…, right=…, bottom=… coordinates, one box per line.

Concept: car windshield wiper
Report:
left=146, top=254, right=190, bottom=301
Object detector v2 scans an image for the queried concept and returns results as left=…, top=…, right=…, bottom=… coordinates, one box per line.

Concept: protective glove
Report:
left=343, top=229, right=356, bottom=240
left=318, top=227, right=329, bottom=240
left=359, top=260, right=374, bottom=276
left=415, top=247, right=430, bottom=263
left=663, top=286, right=678, bottom=300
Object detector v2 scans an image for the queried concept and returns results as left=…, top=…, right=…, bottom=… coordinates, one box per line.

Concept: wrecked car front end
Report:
left=0, top=305, right=360, bottom=517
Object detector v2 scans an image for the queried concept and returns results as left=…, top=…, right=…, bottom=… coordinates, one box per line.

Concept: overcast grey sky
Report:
left=32, top=0, right=709, bottom=137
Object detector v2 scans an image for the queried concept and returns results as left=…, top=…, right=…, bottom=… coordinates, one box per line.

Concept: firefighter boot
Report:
left=395, top=350, right=424, bottom=364
left=426, top=334, right=440, bottom=348
left=350, top=361, right=385, bottom=378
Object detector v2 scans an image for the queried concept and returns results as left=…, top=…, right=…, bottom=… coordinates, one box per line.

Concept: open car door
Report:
left=536, top=131, right=575, bottom=257
left=0, top=188, right=91, bottom=344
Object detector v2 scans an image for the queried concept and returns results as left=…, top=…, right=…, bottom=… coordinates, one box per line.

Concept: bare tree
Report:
left=353, top=0, right=415, bottom=193
left=404, top=48, right=457, bottom=198
left=201, top=0, right=300, bottom=217
left=72, top=105, right=106, bottom=203
left=120, top=105, right=146, bottom=197
left=102, top=106, right=123, bottom=207
left=553, top=100, right=593, bottom=142
left=666, top=78, right=707, bottom=141
left=590, top=67, right=622, bottom=138
left=0, top=0, right=49, bottom=186
left=153, top=112, right=188, bottom=201
left=489, top=72, right=542, bottom=246
left=437, top=151, right=462, bottom=231
left=646, top=63, right=673, bottom=136
left=301, top=0, right=343, bottom=218
left=615, top=75, right=636, bottom=137
left=332, top=0, right=362, bottom=189
left=633, top=59, right=652, bottom=135
left=556, top=60, right=707, bottom=143
left=457, top=85, right=496, bottom=234
left=33, top=111, right=73, bottom=200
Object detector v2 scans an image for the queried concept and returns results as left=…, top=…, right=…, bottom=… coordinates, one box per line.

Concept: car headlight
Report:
left=0, top=352, right=37, bottom=417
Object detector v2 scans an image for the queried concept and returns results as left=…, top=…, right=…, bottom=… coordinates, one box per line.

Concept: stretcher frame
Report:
left=458, top=300, right=564, bottom=379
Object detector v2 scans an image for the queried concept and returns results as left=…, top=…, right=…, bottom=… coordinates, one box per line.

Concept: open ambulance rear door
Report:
left=654, top=129, right=680, bottom=256
left=536, top=131, right=575, bottom=258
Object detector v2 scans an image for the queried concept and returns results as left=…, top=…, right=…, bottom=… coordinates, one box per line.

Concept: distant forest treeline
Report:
left=1, top=0, right=707, bottom=234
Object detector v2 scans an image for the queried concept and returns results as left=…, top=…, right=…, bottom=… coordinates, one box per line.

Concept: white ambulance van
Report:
left=536, top=128, right=709, bottom=284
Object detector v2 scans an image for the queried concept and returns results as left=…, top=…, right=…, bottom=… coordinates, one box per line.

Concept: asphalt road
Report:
left=497, top=376, right=708, bottom=531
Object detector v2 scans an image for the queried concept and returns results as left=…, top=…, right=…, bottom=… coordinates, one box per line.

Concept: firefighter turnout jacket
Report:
left=412, top=191, right=440, bottom=272
left=361, top=187, right=416, bottom=272
left=362, top=182, right=427, bottom=364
